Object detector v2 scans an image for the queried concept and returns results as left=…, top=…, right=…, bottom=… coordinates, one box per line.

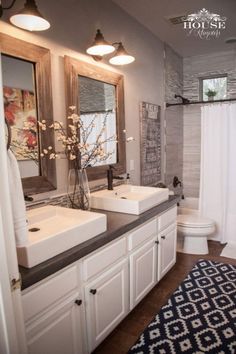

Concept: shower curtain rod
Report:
left=166, top=97, right=236, bottom=107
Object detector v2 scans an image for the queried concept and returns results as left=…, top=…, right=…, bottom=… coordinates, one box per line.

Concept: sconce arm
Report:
left=0, top=0, right=17, bottom=17
left=112, top=42, right=122, bottom=46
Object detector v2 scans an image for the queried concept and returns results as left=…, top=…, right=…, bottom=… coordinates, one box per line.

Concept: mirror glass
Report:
left=79, top=75, right=117, bottom=166
left=1, top=33, right=56, bottom=195
left=65, top=56, right=126, bottom=181
left=2, top=54, right=40, bottom=178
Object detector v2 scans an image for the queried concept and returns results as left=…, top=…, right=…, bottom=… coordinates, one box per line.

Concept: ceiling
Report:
left=112, top=0, right=236, bottom=57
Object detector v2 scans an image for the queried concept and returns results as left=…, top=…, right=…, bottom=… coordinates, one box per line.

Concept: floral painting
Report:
left=4, top=86, right=38, bottom=161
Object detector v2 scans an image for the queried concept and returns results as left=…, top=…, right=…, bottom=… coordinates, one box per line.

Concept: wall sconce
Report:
left=86, top=29, right=115, bottom=57
left=0, top=0, right=50, bottom=31
left=109, top=42, right=135, bottom=65
left=86, top=29, right=135, bottom=65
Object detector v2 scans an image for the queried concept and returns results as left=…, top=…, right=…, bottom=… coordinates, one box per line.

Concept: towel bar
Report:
left=5, top=118, right=11, bottom=150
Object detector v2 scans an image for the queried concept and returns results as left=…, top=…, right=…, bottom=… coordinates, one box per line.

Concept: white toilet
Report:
left=177, top=214, right=215, bottom=255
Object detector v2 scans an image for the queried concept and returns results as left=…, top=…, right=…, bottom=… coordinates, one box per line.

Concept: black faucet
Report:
left=24, top=195, right=34, bottom=202
left=107, top=165, right=124, bottom=190
left=107, top=165, right=114, bottom=190
left=173, top=176, right=182, bottom=188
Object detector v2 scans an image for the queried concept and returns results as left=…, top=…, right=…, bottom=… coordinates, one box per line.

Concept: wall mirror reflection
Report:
left=2, top=54, right=40, bottom=178
left=0, top=33, right=56, bottom=195
left=79, top=76, right=117, bottom=166
left=65, top=56, right=126, bottom=180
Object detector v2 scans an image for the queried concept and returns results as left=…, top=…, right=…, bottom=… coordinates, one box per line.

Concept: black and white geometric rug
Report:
left=128, top=260, right=236, bottom=354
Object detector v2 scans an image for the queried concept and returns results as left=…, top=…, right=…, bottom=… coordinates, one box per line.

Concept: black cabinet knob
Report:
left=90, top=289, right=97, bottom=295
left=75, top=299, right=82, bottom=306
left=155, top=240, right=159, bottom=245
left=161, top=235, right=166, bottom=240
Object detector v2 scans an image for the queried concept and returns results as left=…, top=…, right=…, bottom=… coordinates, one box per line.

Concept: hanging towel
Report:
left=7, top=149, right=28, bottom=246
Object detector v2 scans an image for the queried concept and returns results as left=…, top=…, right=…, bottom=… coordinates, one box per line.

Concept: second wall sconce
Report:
left=86, top=29, right=135, bottom=66
left=0, top=0, right=50, bottom=31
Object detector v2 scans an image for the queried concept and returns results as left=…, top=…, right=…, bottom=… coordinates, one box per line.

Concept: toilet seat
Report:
left=177, top=214, right=214, bottom=228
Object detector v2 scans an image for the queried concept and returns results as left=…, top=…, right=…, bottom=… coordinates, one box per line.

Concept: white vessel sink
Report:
left=90, top=185, right=169, bottom=215
left=17, top=205, right=107, bottom=268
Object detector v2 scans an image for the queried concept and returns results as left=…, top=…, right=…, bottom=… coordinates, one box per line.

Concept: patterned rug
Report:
left=128, top=260, right=236, bottom=354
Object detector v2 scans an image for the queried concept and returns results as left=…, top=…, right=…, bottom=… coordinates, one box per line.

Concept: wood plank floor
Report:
left=93, top=241, right=236, bottom=354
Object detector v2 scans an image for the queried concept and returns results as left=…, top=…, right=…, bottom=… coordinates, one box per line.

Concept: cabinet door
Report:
left=158, top=224, right=177, bottom=281
left=85, top=259, right=129, bottom=352
left=26, top=293, right=85, bottom=354
left=130, top=238, right=157, bottom=310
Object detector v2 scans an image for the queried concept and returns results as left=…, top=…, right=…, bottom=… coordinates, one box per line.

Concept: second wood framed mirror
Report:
left=64, top=56, right=126, bottom=180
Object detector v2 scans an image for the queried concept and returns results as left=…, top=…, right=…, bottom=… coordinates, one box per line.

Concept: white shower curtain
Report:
left=199, top=103, right=236, bottom=244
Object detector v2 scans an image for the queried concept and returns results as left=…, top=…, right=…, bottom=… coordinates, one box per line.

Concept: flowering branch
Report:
left=38, top=106, right=117, bottom=169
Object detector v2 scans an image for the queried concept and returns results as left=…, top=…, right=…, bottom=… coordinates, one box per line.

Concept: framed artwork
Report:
left=4, top=86, right=38, bottom=161
left=140, top=101, right=161, bottom=186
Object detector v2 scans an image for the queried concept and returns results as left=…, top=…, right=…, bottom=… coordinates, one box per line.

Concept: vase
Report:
left=208, top=96, right=214, bottom=101
left=67, top=168, right=90, bottom=210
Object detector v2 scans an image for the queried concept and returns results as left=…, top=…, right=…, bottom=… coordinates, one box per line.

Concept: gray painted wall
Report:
left=1, top=0, right=165, bottom=197
left=1, top=55, right=34, bottom=91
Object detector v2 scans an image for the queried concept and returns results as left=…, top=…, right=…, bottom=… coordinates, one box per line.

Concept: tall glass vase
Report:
left=67, top=168, right=90, bottom=210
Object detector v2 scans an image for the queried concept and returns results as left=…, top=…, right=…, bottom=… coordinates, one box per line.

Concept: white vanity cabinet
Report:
left=129, top=219, right=158, bottom=310
left=128, top=206, right=177, bottom=309
left=157, top=206, right=177, bottom=281
left=82, top=237, right=129, bottom=352
left=22, top=205, right=177, bottom=354
left=84, top=259, right=129, bottom=352
left=22, top=265, right=85, bottom=354
left=26, top=292, right=84, bottom=354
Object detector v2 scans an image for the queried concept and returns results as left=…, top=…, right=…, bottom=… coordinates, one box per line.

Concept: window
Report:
left=200, top=76, right=227, bottom=101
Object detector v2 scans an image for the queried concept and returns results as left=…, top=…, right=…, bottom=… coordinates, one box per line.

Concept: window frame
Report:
left=199, top=74, right=228, bottom=101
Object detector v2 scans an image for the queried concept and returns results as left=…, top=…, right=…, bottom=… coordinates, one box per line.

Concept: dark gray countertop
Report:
left=20, top=195, right=179, bottom=290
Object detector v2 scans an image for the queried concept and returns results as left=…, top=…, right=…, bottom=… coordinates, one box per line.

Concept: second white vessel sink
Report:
left=17, top=205, right=107, bottom=268
left=90, top=185, right=169, bottom=215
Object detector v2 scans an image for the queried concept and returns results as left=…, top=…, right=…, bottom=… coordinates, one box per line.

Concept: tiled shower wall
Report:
left=165, top=48, right=236, bottom=198
left=183, top=50, right=236, bottom=101
left=164, top=44, right=183, bottom=193
left=182, top=49, right=236, bottom=198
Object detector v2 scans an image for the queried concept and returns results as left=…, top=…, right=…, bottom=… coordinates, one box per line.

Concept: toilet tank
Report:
left=178, top=197, right=199, bottom=216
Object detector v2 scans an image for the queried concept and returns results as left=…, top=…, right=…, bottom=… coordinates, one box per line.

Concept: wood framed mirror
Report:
left=64, top=56, right=126, bottom=180
left=0, top=33, right=56, bottom=195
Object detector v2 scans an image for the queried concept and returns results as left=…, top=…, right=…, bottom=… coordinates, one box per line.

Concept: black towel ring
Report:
left=5, top=118, right=11, bottom=150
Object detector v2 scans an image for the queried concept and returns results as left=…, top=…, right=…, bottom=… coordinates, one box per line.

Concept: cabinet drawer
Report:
left=158, top=206, right=177, bottom=231
left=22, top=265, right=79, bottom=323
left=128, top=219, right=157, bottom=251
left=82, top=237, right=127, bottom=281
